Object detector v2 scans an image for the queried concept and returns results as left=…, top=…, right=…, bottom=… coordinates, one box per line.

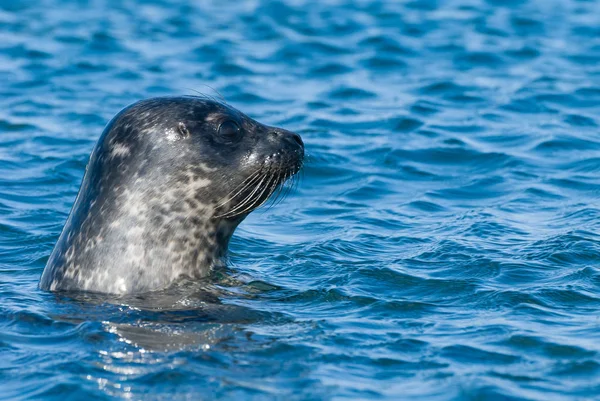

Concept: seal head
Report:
left=40, top=96, right=304, bottom=294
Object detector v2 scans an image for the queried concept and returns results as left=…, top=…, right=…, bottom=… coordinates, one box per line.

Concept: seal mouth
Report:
left=213, top=155, right=303, bottom=219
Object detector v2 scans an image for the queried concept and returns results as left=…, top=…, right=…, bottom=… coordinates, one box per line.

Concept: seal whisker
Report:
left=281, top=178, right=295, bottom=205
left=236, top=170, right=271, bottom=206
left=268, top=169, right=292, bottom=210
left=196, top=85, right=226, bottom=103
left=229, top=174, right=278, bottom=217
left=263, top=171, right=286, bottom=210
left=223, top=173, right=277, bottom=218
left=262, top=169, right=285, bottom=208
left=280, top=169, right=297, bottom=200
left=217, top=161, right=299, bottom=219
left=185, top=88, right=226, bottom=104
left=216, top=172, right=270, bottom=218
left=267, top=177, right=286, bottom=210
left=214, top=169, right=263, bottom=209
left=258, top=172, right=284, bottom=211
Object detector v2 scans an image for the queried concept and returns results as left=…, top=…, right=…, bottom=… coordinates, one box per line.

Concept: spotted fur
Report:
left=40, top=96, right=304, bottom=294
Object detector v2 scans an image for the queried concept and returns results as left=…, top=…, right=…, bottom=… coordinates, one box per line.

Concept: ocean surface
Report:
left=1, top=0, right=600, bottom=399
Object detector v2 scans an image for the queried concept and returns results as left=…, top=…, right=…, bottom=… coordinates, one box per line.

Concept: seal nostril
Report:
left=289, top=132, right=304, bottom=148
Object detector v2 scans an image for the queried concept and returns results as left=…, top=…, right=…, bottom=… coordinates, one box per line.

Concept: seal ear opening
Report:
left=177, top=122, right=191, bottom=138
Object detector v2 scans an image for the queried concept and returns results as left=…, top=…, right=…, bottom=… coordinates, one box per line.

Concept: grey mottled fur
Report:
left=40, top=96, right=303, bottom=294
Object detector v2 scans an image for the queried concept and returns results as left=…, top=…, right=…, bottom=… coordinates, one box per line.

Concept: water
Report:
left=1, top=0, right=600, bottom=399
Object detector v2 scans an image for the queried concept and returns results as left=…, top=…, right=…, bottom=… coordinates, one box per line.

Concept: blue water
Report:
left=2, top=0, right=600, bottom=399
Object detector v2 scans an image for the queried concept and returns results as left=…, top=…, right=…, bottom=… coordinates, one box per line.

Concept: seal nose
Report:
left=272, top=129, right=304, bottom=149
left=288, top=132, right=304, bottom=148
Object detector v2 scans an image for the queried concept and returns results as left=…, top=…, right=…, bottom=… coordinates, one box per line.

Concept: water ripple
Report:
left=2, top=0, right=600, bottom=399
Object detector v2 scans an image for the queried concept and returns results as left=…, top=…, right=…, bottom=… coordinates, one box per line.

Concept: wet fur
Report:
left=40, top=96, right=303, bottom=294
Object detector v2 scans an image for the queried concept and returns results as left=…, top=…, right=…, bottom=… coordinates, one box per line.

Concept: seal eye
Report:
left=218, top=120, right=242, bottom=142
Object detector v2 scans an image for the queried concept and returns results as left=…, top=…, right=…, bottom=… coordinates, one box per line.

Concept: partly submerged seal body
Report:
left=40, top=96, right=304, bottom=294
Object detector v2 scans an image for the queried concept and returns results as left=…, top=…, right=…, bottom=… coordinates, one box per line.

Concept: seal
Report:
left=40, top=96, right=304, bottom=295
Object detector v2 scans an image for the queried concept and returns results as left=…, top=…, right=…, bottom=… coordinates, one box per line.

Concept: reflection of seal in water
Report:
left=40, top=96, right=304, bottom=295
